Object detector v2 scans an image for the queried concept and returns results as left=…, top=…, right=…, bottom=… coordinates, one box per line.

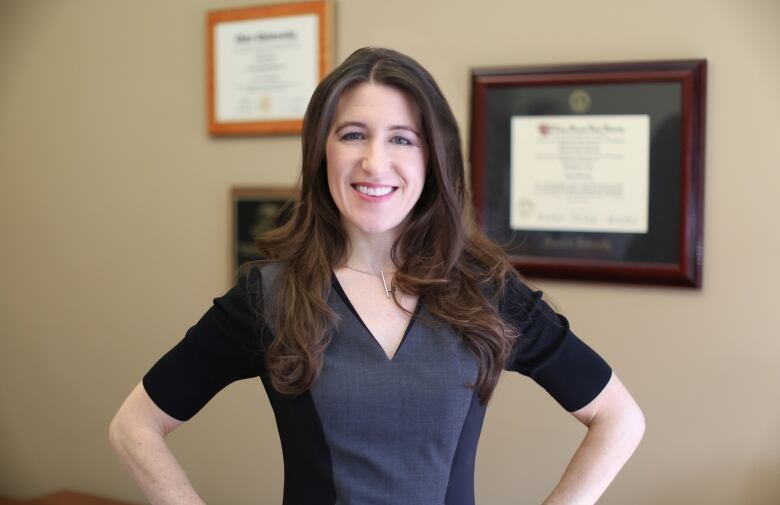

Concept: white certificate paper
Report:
left=215, top=14, right=319, bottom=122
left=510, top=115, right=650, bottom=233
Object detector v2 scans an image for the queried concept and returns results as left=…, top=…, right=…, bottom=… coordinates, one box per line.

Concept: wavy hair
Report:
left=255, top=47, right=518, bottom=403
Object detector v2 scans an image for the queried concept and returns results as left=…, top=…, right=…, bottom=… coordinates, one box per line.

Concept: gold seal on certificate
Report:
left=568, top=89, right=592, bottom=113
left=510, top=115, right=650, bottom=234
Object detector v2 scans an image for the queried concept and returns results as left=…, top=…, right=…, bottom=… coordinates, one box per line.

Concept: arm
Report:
left=541, top=373, right=645, bottom=505
left=109, top=270, right=264, bottom=503
left=108, top=382, right=207, bottom=505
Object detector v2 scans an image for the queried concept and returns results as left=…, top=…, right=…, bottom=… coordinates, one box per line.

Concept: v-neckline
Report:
left=331, top=274, right=423, bottom=362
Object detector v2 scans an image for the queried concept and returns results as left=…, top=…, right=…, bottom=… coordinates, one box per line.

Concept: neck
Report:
left=342, top=225, right=398, bottom=273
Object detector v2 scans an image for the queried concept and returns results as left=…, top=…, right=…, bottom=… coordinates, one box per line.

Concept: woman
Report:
left=109, top=47, right=645, bottom=505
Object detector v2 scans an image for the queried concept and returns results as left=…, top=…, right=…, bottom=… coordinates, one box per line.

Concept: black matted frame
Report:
left=470, top=60, right=706, bottom=287
left=231, top=187, right=295, bottom=275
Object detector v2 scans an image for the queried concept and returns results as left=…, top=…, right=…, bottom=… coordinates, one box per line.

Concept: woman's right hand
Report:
left=109, top=382, right=206, bottom=505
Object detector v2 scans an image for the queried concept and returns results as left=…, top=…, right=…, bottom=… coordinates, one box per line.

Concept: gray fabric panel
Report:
left=311, top=291, right=479, bottom=505
left=259, top=262, right=281, bottom=331
left=260, top=262, right=479, bottom=503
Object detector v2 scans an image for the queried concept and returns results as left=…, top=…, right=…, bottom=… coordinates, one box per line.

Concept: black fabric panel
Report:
left=500, top=275, right=612, bottom=412
left=142, top=267, right=266, bottom=421
left=263, top=386, right=337, bottom=505
left=445, top=391, right=486, bottom=505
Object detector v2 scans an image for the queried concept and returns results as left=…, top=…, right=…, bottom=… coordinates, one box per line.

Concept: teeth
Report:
left=355, top=185, right=393, bottom=197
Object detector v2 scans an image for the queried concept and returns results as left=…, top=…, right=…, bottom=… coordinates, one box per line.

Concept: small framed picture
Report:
left=232, top=187, right=296, bottom=273
left=470, top=60, right=706, bottom=287
left=208, top=1, right=333, bottom=135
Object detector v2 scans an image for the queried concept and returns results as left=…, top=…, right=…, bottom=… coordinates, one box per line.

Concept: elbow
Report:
left=612, top=376, right=646, bottom=447
left=109, top=382, right=178, bottom=464
left=633, top=403, right=646, bottom=445
left=595, top=394, right=646, bottom=452
left=619, top=399, right=646, bottom=453
left=108, top=412, right=128, bottom=457
left=602, top=401, right=645, bottom=460
left=108, top=409, right=142, bottom=459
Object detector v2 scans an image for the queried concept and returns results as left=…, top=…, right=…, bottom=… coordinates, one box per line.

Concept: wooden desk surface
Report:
left=0, top=491, right=138, bottom=505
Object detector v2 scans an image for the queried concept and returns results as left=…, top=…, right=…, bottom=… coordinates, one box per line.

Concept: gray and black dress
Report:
left=143, top=263, right=611, bottom=505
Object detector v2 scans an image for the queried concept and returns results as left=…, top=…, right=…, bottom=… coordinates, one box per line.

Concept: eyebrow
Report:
left=333, top=121, right=421, bottom=137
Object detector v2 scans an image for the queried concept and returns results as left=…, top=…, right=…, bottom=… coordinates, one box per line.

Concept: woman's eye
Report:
left=390, top=136, right=412, bottom=146
left=341, top=131, right=365, bottom=141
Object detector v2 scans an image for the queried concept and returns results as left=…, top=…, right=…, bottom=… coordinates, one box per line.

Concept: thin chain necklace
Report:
left=343, top=264, right=396, bottom=299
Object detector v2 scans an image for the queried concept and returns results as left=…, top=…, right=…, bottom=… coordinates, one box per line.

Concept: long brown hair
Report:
left=255, top=47, right=517, bottom=404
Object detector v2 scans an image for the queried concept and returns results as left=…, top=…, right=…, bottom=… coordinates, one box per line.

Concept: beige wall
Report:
left=1, top=0, right=778, bottom=503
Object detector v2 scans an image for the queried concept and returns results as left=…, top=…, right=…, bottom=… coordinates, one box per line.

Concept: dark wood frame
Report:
left=208, top=1, right=332, bottom=135
left=231, top=187, right=296, bottom=276
left=470, top=60, right=706, bottom=287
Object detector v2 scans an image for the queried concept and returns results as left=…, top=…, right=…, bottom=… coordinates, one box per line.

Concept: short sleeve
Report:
left=142, top=267, right=266, bottom=421
left=500, top=275, right=612, bottom=412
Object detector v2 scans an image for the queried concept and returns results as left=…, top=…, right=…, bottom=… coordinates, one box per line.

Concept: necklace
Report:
left=343, top=264, right=396, bottom=299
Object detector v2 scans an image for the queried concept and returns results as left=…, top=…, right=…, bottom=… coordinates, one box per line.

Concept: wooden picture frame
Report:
left=470, top=60, right=706, bottom=287
left=208, top=1, right=332, bottom=135
left=231, top=187, right=296, bottom=274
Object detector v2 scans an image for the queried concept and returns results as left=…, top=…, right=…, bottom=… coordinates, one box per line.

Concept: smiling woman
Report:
left=325, top=82, right=427, bottom=238
left=109, top=47, right=645, bottom=505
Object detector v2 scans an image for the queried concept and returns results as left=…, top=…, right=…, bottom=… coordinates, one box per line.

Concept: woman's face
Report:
left=325, top=82, right=427, bottom=240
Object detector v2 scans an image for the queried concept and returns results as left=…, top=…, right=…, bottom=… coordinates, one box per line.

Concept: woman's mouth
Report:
left=352, top=184, right=398, bottom=200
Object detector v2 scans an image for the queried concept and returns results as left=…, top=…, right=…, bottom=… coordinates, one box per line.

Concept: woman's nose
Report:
left=360, top=141, right=388, bottom=173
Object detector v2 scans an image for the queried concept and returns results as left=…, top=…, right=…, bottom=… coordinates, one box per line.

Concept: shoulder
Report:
left=236, top=260, right=284, bottom=299
left=235, top=260, right=288, bottom=326
left=497, top=272, right=541, bottom=319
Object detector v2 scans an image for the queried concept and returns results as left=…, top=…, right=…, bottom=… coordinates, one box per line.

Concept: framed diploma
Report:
left=208, top=1, right=332, bottom=135
left=232, top=187, right=295, bottom=274
left=470, top=60, right=706, bottom=287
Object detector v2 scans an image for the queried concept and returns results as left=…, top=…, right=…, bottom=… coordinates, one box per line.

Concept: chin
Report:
left=358, top=224, right=394, bottom=235
left=352, top=218, right=404, bottom=236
